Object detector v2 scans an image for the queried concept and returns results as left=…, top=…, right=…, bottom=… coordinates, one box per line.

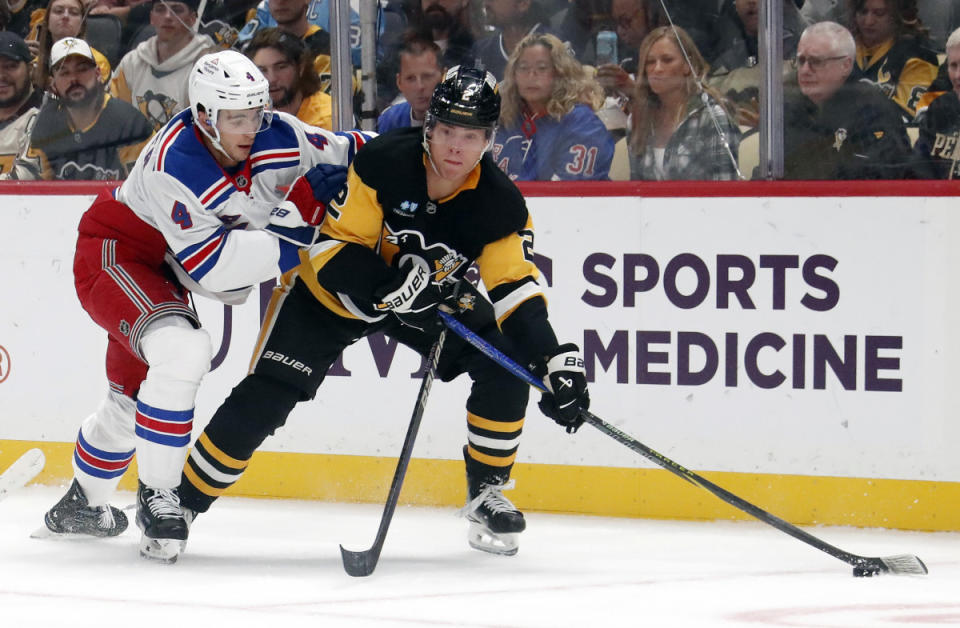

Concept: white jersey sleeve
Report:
left=117, top=109, right=373, bottom=304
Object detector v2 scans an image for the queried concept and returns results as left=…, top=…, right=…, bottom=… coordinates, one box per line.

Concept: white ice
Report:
left=1, top=485, right=958, bottom=628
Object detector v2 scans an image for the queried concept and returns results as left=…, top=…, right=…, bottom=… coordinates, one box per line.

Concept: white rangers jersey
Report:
left=117, top=108, right=370, bottom=304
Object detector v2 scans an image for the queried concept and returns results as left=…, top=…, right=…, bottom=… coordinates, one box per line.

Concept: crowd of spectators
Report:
left=0, top=0, right=957, bottom=181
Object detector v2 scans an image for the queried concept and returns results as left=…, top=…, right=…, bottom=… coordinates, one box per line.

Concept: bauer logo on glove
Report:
left=538, top=343, right=590, bottom=433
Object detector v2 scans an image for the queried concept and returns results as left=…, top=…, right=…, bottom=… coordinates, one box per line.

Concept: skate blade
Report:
left=139, top=536, right=186, bottom=564
left=467, top=524, right=519, bottom=556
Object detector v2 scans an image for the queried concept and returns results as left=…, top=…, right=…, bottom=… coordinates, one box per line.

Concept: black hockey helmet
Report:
left=426, top=65, right=500, bottom=130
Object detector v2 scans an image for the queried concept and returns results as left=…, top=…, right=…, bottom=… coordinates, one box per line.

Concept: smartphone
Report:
left=596, top=30, right=618, bottom=66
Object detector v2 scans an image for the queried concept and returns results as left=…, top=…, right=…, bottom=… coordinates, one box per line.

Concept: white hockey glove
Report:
left=537, top=343, right=589, bottom=433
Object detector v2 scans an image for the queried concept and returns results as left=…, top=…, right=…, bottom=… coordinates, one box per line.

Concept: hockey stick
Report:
left=437, top=311, right=928, bottom=577
left=0, top=448, right=45, bottom=503
left=339, top=325, right=449, bottom=577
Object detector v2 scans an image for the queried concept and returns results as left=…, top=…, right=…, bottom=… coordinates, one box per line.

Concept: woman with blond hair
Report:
left=26, top=0, right=111, bottom=90
left=492, top=32, right=614, bottom=181
left=629, top=25, right=741, bottom=181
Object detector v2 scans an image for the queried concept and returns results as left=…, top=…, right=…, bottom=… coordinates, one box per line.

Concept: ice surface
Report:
left=1, top=486, right=958, bottom=627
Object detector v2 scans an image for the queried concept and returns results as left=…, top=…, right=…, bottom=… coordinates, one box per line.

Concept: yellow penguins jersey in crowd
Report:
left=295, top=90, right=333, bottom=130
left=0, top=88, right=41, bottom=179
left=854, top=37, right=939, bottom=117
left=300, top=126, right=555, bottom=360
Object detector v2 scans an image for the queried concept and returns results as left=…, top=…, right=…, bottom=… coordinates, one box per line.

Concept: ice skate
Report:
left=41, top=479, right=128, bottom=538
left=459, top=476, right=526, bottom=556
left=136, top=482, right=188, bottom=564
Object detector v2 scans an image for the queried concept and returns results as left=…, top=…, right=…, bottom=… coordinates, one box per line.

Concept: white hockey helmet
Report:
left=188, top=50, right=272, bottom=143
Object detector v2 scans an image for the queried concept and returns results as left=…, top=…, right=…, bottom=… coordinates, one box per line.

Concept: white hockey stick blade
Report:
left=0, top=448, right=45, bottom=503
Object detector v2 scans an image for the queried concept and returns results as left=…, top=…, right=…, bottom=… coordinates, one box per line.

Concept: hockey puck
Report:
left=852, top=565, right=880, bottom=577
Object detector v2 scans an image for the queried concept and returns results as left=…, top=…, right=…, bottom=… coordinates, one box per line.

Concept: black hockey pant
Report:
left=179, top=279, right=530, bottom=513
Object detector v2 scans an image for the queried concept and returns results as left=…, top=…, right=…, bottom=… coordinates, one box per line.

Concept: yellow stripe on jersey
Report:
left=467, top=445, right=517, bottom=467
left=197, top=432, right=248, bottom=472
left=299, top=239, right=365, bottom=319
left=476, top=214, right=540, bottom=291
left=319, top=165, right=385, bottom=248
left=467, top=412, right=525, bottom=433
left=182, top=462, right=224, bottom=497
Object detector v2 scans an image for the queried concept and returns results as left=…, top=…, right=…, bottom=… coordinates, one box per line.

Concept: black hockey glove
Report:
left=537, top=343, right=589, bottom=433
left=374, top=257, right=443, bottom=332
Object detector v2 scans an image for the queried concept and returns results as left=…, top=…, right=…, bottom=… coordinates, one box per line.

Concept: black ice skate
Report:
left=136, top=482, right=188, bottom=564
left=459, top=475, right=526, bottom=556
left=43, top=479, right=128, bottom=537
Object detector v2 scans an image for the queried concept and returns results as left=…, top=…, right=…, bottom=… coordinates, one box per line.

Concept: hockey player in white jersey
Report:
left=43, top=49, right=371, bottom=563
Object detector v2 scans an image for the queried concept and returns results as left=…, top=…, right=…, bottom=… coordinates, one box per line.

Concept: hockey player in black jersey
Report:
left=177, top=66, right=590, bottom=556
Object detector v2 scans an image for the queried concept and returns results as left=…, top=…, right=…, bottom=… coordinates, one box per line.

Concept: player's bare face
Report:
left=270, top=0, right=309, bottom=26
left=0, top=58, right=30, bottom=109
left=429, top=121, right=488, bottom=180
left=253, top=47, right=298, bottom=109
left=48, top=0, right=83, bottom=41
left=644, top=37, right=690, bottom=98
left=949, top=47, right=960, bottom=99
left=514, top=44, right=555, bottom=114
left=854, top=0, right=895, bottom=48
left=52, top=57, right=100, bottom=107
left=150, top=1, right=196, bottom=43
left=396, top=51, right=443, bottom=119
left=202, top=108, right=263, bottom=167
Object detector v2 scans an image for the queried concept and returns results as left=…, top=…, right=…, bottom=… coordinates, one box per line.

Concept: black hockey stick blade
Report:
left=338, top=328, right=448, bottom=577
left=437, top=311, right=928, bottom=577
left=582, top=410, right=928, bottom=577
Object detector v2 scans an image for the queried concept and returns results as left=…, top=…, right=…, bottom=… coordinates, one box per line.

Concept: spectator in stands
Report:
left=474, top=0, right=553, bottom=81
left=912, top=27, right=960, bottom=178
left=14, top=37, right=152, bottom=180
left=378, top=0, right=476, bottom=107
left=594, top=0, right=660, bottom=102
left=628, top=26, right=741, bottom=181
left=848, top=0, right=938, bottom=118
left=783, top=21, right=913, bottom=179
left=493, top=32, right=614, bottom=180
left=707, top=0, right=805, bottom=127
left=246, top=28, right=332, bottom=128
left=801, top=0, right=843, bottom=25
left=110, top=0, right=215, bottom=131
left=28, top=0, right=112, bottom=90
left=7, top=1, right=47, bottom=40
left=378, top=35, right=443, bottom=132
left=0, top=32, right=43, bottom=178
left=549, top=0, right=609, bottom=65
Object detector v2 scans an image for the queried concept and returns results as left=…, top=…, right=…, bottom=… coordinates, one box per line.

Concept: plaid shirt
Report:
left=630, top=95, right=742, bottom=181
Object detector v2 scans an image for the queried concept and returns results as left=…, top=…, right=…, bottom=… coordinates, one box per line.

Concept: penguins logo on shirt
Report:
left=383, top=227, right=468, bottom=285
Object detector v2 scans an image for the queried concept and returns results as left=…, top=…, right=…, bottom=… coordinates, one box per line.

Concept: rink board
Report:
left=1, top=181, right=959, bottom=531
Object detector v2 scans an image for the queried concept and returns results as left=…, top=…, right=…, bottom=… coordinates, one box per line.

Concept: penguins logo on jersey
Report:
left=383, top=227, right=468, bottom=285
left=138, top=90, right=179, bottom=129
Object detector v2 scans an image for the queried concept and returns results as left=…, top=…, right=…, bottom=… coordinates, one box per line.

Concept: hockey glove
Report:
left=538, top=343, right=590, bottom=433
left=374, top=257, right=442, bottom=332
left=270, top=163, right=348, bottom=228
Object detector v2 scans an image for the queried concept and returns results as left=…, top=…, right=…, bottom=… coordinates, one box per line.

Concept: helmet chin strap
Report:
left=198, top=114, right=238, bottom=164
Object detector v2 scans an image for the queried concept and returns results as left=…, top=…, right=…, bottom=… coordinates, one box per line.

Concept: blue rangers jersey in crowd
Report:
left=237, top=0, right=372, bottom=67
left=492, top=103, right=614, bottom=181
left=117, top=108, right=371, bottom=304
left=377, top=101, right=417, bottom=133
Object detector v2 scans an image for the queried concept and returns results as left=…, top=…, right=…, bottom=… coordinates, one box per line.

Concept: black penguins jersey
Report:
left=853, top=37, right=939, bottom=117
left=300, top=126, right=558, bottom=361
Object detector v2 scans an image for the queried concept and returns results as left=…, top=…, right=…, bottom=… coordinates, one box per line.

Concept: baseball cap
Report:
left=0, top=31, right=32, bottom=64
left=49, top=37, right=95, bottom=69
